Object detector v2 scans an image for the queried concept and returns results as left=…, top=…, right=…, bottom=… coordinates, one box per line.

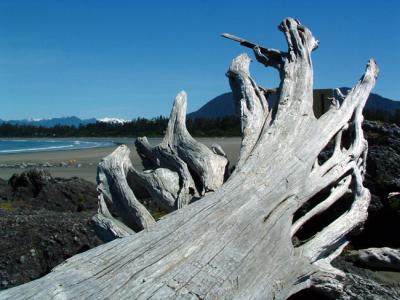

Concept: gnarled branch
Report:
left=95, top=145, right=155, bottom=233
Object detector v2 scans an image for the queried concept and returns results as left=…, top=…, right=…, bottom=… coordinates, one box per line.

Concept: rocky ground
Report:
left=0, top=120, right=399, bottom=295
left=0, top=169, right=102, bottom=290
left=0, top=160, right=89, bottom=169
left=355, top=121, right=400, bottom=249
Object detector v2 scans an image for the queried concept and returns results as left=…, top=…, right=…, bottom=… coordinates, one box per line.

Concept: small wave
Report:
left=74, top=142, right=110, bottom=149
left=0, top=145, right=74, bottom=153
left=0, top=139, right=28, bottom=142
left=0, top=139, right=115, bottom=154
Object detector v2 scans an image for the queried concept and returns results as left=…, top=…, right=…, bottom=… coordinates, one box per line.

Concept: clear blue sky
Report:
left=0, top=0, right=398, bottom=120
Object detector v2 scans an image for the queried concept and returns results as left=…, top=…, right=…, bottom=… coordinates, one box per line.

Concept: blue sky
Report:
left=0, top=0, right=398, bottom=120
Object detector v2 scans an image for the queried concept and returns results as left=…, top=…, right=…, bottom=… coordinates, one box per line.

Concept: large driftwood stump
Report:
left=92, top=90, right=229, bottom=242
left=0, top=18, right=378, bottom=299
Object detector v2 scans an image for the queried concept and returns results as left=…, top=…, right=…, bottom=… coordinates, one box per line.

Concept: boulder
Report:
left=352, top=247, right=400, bottom=271
left=350, top=121, right=400, bottom=249
left=2, top=169, right=98, bottom=212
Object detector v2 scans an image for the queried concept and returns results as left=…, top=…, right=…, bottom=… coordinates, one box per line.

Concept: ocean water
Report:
left=0, top=139, right=115, bottom=154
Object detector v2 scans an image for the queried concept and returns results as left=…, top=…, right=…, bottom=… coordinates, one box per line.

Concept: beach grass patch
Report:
left=151, top=210, right=167, bottom=221
left=0, top=200, right=16, bottom=212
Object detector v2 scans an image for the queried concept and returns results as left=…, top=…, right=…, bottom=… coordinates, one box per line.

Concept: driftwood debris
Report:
left=92, top=90, right=229, bottom=242
left=0, top=17, right=378, bottom=299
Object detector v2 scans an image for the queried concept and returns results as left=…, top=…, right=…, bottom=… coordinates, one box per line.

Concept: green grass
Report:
left=0, top=200, right=16, bottom=212
left=152, top=210, right=168, bottom=221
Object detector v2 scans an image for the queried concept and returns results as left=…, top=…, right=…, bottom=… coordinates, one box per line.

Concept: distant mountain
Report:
left=187, top=93, right=236, bottom=119
left=339, top=87, right=400, bottom=113
left=0, top=116, right=97, bottom=128
left=97, top=117, right=130, bottom=124
left=188, top=89, right=400, bottom=119
left=0, top=116, right=136, bottom=127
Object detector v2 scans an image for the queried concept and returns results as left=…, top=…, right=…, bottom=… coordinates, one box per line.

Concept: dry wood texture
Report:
left=0, top=17, right=378, bottom=299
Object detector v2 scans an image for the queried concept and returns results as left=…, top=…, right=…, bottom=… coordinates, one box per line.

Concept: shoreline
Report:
left=0, top=137, right=241, bottom=183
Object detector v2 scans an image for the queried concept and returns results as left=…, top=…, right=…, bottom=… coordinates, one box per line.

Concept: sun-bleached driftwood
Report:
left=135, top=135, right=198, bottom=209
left=134, top=91, right=229, bottom=205
left=0, top=17, right=378, bottom=299
left=92, top=90, right=230, bottom=242
left=91, top=144, right=157, bottom=242
left=155, top=91, right=229, bottom=195
left=92, top=195, right=135, bottom=242
left=127, top=166, right=181, bottom=212
left=227, top=53, right=270, bottom=170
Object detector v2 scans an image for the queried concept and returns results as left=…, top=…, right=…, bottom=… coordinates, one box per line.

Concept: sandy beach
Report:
left=0, top=137, right=241, bottom=183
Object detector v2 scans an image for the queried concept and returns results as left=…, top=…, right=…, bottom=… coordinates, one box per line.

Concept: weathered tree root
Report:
left=0, top=17, right=378, bottom=299
left=94, top=144, right=156, bottom=241
left=93, top=90, right=229, bottom=242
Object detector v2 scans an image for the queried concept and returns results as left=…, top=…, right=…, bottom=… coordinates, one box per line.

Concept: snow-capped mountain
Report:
left=97, top=117, right=130, bottom=124
left=0, top=116, right=132, bottom=127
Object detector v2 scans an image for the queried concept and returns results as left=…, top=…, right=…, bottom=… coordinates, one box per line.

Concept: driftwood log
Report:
left=92, top=90, right=229, bottom=243
left=0, top=17, right=378, bottom=299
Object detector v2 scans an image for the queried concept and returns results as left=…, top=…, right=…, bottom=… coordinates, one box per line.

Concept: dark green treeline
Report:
left=0, top=109, right=398, bottom=138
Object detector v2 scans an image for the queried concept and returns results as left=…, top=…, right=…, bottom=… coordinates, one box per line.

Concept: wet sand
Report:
left=0, top=137, right=241, bottom=183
